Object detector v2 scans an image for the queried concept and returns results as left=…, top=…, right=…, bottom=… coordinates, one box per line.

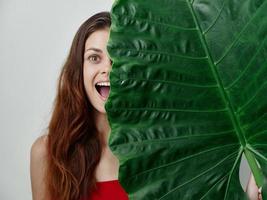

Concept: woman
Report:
left=30, top=12, right=128, bottom=200
left=30, top=11, right=262, bottom=200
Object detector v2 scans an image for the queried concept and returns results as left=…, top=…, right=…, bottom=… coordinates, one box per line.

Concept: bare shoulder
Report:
left=30, top=134, right=49, bottom=200
left=30, top=134, right=48, bottom=178
left=31, top=134, right=48, bottom=162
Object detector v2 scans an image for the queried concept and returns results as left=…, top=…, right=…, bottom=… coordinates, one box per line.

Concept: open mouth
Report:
left=95, top=81, right=110, bottom=99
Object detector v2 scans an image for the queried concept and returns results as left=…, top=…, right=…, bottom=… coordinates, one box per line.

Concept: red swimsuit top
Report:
left=81, top=180, right=129, bottom=200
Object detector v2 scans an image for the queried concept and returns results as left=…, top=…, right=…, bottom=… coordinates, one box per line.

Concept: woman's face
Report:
left=83, top=28, right=112, bottom=114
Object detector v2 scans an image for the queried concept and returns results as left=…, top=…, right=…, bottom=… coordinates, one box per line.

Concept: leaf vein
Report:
left=124, top=77, right=218, bottom=88
left=199, top=171, right=231, bottom=200
left=112, top=130, right=235, bottom=148
left=127, top=16, right=198, bottom=31
left=203, top=0, right=227, bottom=35
left=120, top=48, right=208, bottom=60
left=237, top=80, right=267, bottom=113
left=126, top=143, right=238, bottom=183
left=248, top=130, right=267, bottom=142
left=215, top=2, right=267, bottom=65
left=158, top=150, right=238, bottom=199
left=109, top=107, right=228, bottom=113
left=246, top=145, right=267, bottom=162
left=223, top=148, right=243, bottom=200
left=225, top=37, right=267, bottom=90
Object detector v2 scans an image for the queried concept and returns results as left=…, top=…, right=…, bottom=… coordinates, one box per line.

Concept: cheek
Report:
left=83, top=67, right=95, bottom=93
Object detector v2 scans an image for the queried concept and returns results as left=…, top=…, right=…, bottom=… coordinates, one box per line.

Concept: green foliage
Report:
left=106, top=0, right=267, bottom=199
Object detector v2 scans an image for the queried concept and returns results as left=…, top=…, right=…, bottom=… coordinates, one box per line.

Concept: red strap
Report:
left=82, top=180, right=129, bottom=200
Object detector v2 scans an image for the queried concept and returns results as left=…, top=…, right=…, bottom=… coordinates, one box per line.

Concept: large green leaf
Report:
left=106, top=0, right=267, bottom=199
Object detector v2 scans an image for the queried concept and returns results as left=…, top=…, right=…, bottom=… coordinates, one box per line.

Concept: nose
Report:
left=100, top=58, right=112, bottom=75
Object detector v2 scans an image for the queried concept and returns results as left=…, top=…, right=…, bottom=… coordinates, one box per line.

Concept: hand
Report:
left=246, top=172, right=262, bottom=200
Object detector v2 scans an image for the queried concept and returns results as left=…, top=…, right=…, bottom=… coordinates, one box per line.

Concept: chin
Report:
left=94, top=105, right=107, bottom=114
left=99, top=109, right=107, bottom=114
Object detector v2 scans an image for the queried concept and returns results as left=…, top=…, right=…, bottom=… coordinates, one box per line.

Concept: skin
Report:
left=30, top=28, right=261, bottom=199
left=30, top=135, right=48, bottom=200
left=83, top=28, right=119, bottom=182
left=246, top=173, right=262, bottom=200
left=30, top=28, right=117, bottom=200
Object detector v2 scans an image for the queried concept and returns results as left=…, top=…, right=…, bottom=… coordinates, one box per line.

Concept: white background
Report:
left=0, top=0, right=250, bottom=199
left=0, top=1, right=113, bottom=199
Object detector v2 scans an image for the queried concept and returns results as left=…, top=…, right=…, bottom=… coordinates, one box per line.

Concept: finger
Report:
left=247, top=173, right=260, bottom=200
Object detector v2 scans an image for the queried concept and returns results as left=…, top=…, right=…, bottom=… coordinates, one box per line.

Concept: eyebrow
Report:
left=85, top=47, right=103, bottom=53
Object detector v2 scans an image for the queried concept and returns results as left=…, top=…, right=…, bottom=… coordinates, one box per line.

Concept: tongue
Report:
left=99, top=86, right=110, bottom=98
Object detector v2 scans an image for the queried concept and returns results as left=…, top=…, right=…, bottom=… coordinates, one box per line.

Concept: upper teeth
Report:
left=96, top=81, right=110, bottom=86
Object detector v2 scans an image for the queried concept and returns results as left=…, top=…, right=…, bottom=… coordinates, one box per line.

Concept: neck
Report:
left=93, top=110, right=111, bottom=147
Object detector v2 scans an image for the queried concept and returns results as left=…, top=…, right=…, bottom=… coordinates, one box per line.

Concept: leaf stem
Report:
left=244, top=147, right=264, bottom=187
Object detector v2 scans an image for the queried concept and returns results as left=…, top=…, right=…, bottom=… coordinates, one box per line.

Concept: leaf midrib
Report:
left=186, top=0, right=266, bottom=189
left=186, top=0, right=247, bottom=147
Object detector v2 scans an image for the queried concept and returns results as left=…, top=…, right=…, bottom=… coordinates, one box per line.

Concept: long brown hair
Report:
left=45, top=12, right=111, bottom=200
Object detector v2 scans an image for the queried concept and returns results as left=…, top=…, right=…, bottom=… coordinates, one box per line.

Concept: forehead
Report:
left=85, top=29, right=110, bottom=50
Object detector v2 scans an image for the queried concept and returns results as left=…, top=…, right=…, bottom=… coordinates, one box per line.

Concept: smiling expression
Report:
left=83, top=28, right=112, bottom=114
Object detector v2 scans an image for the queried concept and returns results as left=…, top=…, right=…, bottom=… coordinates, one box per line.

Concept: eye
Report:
left=88, top=54, right=100, bottom=63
